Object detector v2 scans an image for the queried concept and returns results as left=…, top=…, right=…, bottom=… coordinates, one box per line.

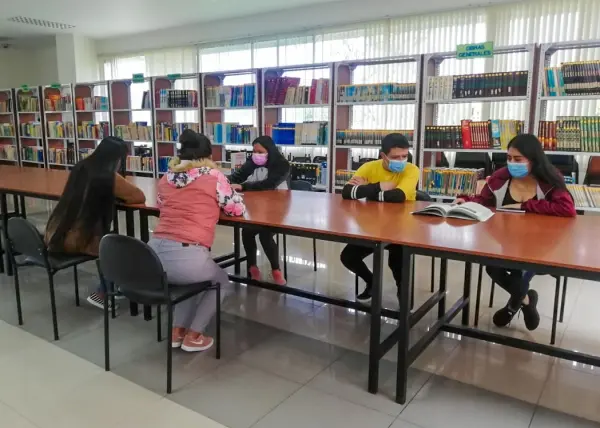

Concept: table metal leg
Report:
left=367, top=243, right=384, bottom=394
left=19, top=195, right=26, bottom=219
left=438, top=258, right=447, bottom=319
left=138, top=211, right=152, bottom=321
left=233, top=225, right=241, bottom=275
left=125, top=208, right=139, bottom=317
left=462, top=262, right=472, bottom=326
left=0, top=193, right=10, bottom=275
left=395, top=247, right=412, bottom=404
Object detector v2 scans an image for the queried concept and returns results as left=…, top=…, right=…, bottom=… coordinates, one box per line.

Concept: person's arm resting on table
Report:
left=342, top=163, right=381, bottom=200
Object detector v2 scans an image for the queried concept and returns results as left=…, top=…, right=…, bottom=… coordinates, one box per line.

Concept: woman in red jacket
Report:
left=456, top=134, right=576, bottom=331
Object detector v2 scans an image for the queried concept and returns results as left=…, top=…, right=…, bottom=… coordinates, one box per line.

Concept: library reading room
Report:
left=1, top=0, right=600, bottom=427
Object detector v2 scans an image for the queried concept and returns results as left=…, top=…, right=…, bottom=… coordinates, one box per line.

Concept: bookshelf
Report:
left=74, top=81, right=110, bottom=162
left=201, top=68, right=258, bottom=163
left=418, top=44, right=536, bottom=197
left=43, top=84, right=76, bottom=168
left=261, top=63, right=332, bottom=191
left=0, top=89, right=18, bottom=164
left=16, top=86, right=44, bottom=167
left=332, top=56, right=421, bottom=192
left=153, top=73, right=201, bottom=176
left=109, top=77, right=154, bottom=176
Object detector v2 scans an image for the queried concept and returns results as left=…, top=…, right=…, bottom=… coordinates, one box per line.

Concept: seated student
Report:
left=456, top=134, right=576, bottom=331
left=149, top=130, right=245, bottom=352
left=45, top=136, right=146, bottom=310
left=340, top=133, right=420, bottom=300
left=229, top=136, right=290, bottom=286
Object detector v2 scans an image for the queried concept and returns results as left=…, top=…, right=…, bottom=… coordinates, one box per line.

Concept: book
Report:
left=155, top=89, right=198, bottom=108
left=204, top=84, right=256, bottom=108
left=422, top=167, right=484, bottom=197
left=45, top=94, right=72, bottom=112
left=47, top=121, right=75, bottom=138
left=543, top=61, right=600, bottom=97
left=0, top=144, right=17, bottom=160
left=75, top=96, right=108, bottom=111
left=0, top=123, right=15, bottom=137
left=336, top=129, right=414, bottom=147
left=425, top=120, right=523, bottom=149
left=265, top=122, right=328, bottom=146
left=538, top=117, right=600, bottom=153
left=337, top=83, right=416, bottom=103
left=412, top=202, right=494, bottom=222
left=427, top=71, right=528, bottom=100
left=205, top=122, right=258, bottom=145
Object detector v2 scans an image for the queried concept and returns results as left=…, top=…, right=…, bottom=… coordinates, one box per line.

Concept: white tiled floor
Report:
left=1, top=200, right=600, bottom=428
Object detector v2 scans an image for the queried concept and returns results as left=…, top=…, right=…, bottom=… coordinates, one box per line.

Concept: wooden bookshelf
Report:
left=16, top=86, right=45, bottom=167
left=74, top=81, right=111, bottom=162
left=0, top=89, right=18, bottom=165
left=43, top=83, right=76, bottom=169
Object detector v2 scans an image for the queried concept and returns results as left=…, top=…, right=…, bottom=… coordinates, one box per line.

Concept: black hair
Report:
left=252, top=135, right=287, bottom=167
left=507, top=134, right=567, bottom=190
left=179, top=130, right=212, bottom=160
left=381, top=133, right=410, bottom=155
left=47, top=136, right=127, bottom=251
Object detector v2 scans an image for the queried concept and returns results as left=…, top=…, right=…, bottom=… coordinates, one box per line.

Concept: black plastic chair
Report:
left=97, top=234, right=221, bottom=394
left=6, top=217, right=95, bottom=340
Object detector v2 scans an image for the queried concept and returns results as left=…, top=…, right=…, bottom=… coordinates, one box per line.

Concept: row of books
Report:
left=18, top=94, right=40, bottom=112
left=45, top=95, right=72, bottom=112
left=156, top=89, right=198, bottom=108
left=114, top=123, right=152, bottom=141
left=48, top=145, right=76, bottom=165
left=426, top=72, right=529, bottom=100
left=422, top=167, right=485, bottom=197
left=538, top=117, right=600, bottom=152
left=0, top=144, right=17, bottom=161
left=0, top=100, right=12, bottom=113
left=126, top=155, right=154, bottom=172
left=205, top=122, right=259, bottom=145
left=264, top=122, right=329, bottom=146
left=543, top=62, right=600, bottom=97
left=568, top=184, right=600, bottom=208
left=47, top=121, right=75, bottom=139
left=22, top=146, right=44, bottom=162
left=264, top=77, right=330, bottom=105
left=0, top=123, right=15, bottom=137
left=337, top=83, right=416, bottom=103
left=158, top=156, right=174, bottom=173
left=424, top=120, right=524, bottom=150
left=204, top=85, right=256, bottom=108
left=79, top=148, right=94, bottom=159
left=75, top=96, right=109, bottom=111
left=290, top=162, right=325, bottom=186
left=336, top=129, right=414, bottom=146
left=156, top=122, right=200, bottom=142
left=20, top=122, right=42, bottom=138
left=78, top=122, right=109, bottom=140
left=335, top=170, right=355, bottom=187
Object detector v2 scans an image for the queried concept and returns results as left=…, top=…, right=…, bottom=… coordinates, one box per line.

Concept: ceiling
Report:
left=0, top=0, right=346, bottom=40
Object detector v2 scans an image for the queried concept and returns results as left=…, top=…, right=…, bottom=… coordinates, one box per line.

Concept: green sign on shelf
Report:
left=132, top=73, right=145, bottom=83
left=457, top=42, right=494, bottom=59
left=20, top=85, right=29, bottom=91
left=50, top=83, right=61, bottom=89
left=167, top=73, right=181, bottom=80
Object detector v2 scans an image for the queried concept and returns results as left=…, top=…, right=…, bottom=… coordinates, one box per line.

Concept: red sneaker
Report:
left=181, top=332, right=214, bottom=352
left=249, top=265, right=261, bottom=281
left=171, top=327, right=187, bottom=348
left=272, top=269, right=286, bottom=286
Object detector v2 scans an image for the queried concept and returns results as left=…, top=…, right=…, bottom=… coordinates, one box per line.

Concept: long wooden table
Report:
left=1, top=165, right=600, bottom=404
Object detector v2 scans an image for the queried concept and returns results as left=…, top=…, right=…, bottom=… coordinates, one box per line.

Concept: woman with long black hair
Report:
left=456, top=133, right=576, bottom=331
left=45, top=136, right=146, bottom=309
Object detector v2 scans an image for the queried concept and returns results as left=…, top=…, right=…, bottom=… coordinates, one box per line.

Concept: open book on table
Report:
left=412, top=202, right=494, bottom=222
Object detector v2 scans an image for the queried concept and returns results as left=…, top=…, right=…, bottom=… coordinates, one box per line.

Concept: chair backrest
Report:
left=98, top=234, right=166, bottom=294
left=290, top=180, right=313, bottom=191
left=415, top=190, right=433, bottom=202
left=7, top=217, right=46, bottom=259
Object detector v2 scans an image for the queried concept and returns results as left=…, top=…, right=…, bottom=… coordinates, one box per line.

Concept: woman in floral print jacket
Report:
left=149, top=130, right=245, bottom=353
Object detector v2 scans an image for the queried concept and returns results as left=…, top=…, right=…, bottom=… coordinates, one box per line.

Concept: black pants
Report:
left=340, top=244, right=403, bottom=289
left=242, top=229, right=280, bottom=270
left=486, top=266, right=530, bottom=302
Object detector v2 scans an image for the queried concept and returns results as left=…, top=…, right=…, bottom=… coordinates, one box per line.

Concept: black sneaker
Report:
left=521, top=290, right=540, bottom=331
left=356, top=287, right=372, bottom=301
left=492, top=296, right=521, bottom=327
left=86, top=292, right=119, bottom=311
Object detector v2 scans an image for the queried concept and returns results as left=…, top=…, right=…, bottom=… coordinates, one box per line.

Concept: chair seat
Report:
left=19, top=253, right=97, bottom=271
left=118, top=281, right=214, bottom=305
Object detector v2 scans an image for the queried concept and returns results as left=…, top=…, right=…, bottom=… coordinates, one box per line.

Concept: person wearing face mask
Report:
left=340, top=133, right=420, bottom=300
left=230, top=136, right=290, bottom=286
left=455, top=133, right=575, bottom=331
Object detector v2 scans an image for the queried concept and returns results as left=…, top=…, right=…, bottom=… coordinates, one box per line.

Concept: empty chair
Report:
left=7, top=217, right=95, bottom=340
left=454, top=152, right=492, bottom=176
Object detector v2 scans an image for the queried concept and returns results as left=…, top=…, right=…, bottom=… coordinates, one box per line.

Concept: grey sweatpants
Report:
left=148, top=238, right=229, bottom=333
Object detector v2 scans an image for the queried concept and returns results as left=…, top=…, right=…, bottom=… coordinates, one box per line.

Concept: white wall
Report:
left=0, top=45, right=58, bottom=88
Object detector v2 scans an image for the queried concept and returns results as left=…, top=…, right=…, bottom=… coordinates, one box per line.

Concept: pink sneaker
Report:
left=181, top=332, right=214, bottom=352
left=272, top=269, right=286, bottom=286
left=249, top=265, right=261, bottom=281
left=171, top=327, right=186, bottom=348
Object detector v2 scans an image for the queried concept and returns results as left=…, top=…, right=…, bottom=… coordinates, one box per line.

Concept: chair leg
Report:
left=559, top=277, right=568, bottom=323
left=551, top=276, right=560, bottom=346
left=13, top=265, right=23, bottom=325
left=355, top=275, right=359, bottom=296
left=48, top=273, right=59, bottom=341
left=474, top=264, right=483, bottom=327
left=166, top=303, right=174, bottom=394
left=488, top=280, right=495, bottom=308
left=216, top=284, right=221, bottom=360
left=110, top=282, right=116, bottom=319
left=283, top=234, right=288, bottom=279
left=156, top=305, right=162, bottom=342
left=73, top=266, right=80, bottom=307
left=430, top=257, right=435, bottom=293
left=313, top=239, right=317, bottom=272
left=104, top=291, right=110, bottom=371
left=410, top=255, right=415, bottom=310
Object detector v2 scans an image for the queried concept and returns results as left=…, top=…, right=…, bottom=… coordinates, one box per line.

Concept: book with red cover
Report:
left=309, top=79, right=318, bottom=104
left=461, top=120, right=472, bottom=149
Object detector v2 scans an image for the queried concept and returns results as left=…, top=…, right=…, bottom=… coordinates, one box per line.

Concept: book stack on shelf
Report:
left=568, top=184, right=600, bottom=208
left=156, top=122, right=199, bottom=142
left=338, top=83, right=416, bottom=103
left=18, top=93, right=40, bottom=112
left=538, top=117, right=600, bottom=152
left=264, top=77, right=329, bottom=105
left=0, top=99, right=12, bottom=113
left=543, top=61, right=600, bottom=96
left=75, top=96, right=108, bottom=111
left=158, top=156, right=175, bottom=173
left=20, top=122, right=42, bottom=137
left=205, top=84, right=256, bottom=108
left=78, top=121, right=109, bottom=140
left=114, top=123, right=152, bottom=141
left=47, top=121, right=75, bottom=139
left=48, top=143, right=75, bottom=165
left=290, top=162, right=323, bottom=186
left=44, top=94, right=72, bottom=112
left=264, top=122, right=329, bottom=146
left=127, top=146, right=154, bottom=172
left=426, top=72, right=529, bottom=100
left=335, top=170, right=355, bottom=187
left=425, top=120, right=524, bottom=150
left=206, top=122, right=258, bottom=145
left=336, top=129, right=414, bottom=147
left=0, top=123, right=15, bottom=137
left=0, top=144, right=17, bottom=161
left=422, top=167, right=485, bottom=197
left=156, top=89, right=198, bottom=108
left=22, top=146, right=44, bottom=163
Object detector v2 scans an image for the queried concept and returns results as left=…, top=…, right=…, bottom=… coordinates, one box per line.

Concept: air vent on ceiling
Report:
left=7, top=16, right=75, bottom=30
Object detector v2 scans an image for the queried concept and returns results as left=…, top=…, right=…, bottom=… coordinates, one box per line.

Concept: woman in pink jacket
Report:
left=149, top=130, right=245, bottom=352
left=456, top=134, right=575, bottom=332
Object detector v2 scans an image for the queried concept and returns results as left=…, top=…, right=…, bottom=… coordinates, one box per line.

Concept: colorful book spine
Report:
left=427, top=71, right=528, bottom=100
left=337, top=83, right=416, bottom=103
left=422, top=167, right=485, bottom=197
left=538, top=117, right=600, bottom=152
left=20, top=122, right=42, bottom=137
left=544, top=61, right=600, bottom=96
left=265, top=122, right=328, bottom=146
left=336, top=129, right=414, bottom=146
left=75, top=96, right=109, bottom=111
left=0, top=100, right=12, bottom=113
left=425, top=120, right=523, bottom=149
left=114, top=123, right=152, bottom=141
left=205, top=122, right=258, bottom=144
left=21, top=146, right=44, bottom=162
left=18, top=95, right=40, bottom=112
left=47, top=121, right=75, bottom=138
left=156, top=90, right=198, bottom=108
left=0, top=123, right=15, bottom=137
left=44, top=95, right=73, bottom=112
left=0, top=144, right=17, bottom=160
left=335, top=169, right=356, bottom=187
left=204, top=85, right=256, bottom=108
left=48, top=143, right=75, bottom=165
left=155, top=122, right=200, bottom=141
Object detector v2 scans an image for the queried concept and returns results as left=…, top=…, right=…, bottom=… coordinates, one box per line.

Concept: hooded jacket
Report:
left=229, top=136, right=290, bottom=190
left=462, top=167, right=576, bottom=217
left=153, top=158, right=246, bottom=247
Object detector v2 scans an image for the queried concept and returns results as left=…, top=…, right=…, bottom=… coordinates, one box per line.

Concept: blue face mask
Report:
left=388, top=158, right=407, bottom=173
left=507, top=162, right=529, bottom=178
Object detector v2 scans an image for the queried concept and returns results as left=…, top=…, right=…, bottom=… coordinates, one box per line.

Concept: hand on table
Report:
left=231, top=184, right=243, bottom=191
left=502, top=203, right=523, bottom=209
left=379, top=181, right=397, bottom=191
left=348, top=176, right=367, bottom=186
left=453, top=198, right=466, bottom=204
